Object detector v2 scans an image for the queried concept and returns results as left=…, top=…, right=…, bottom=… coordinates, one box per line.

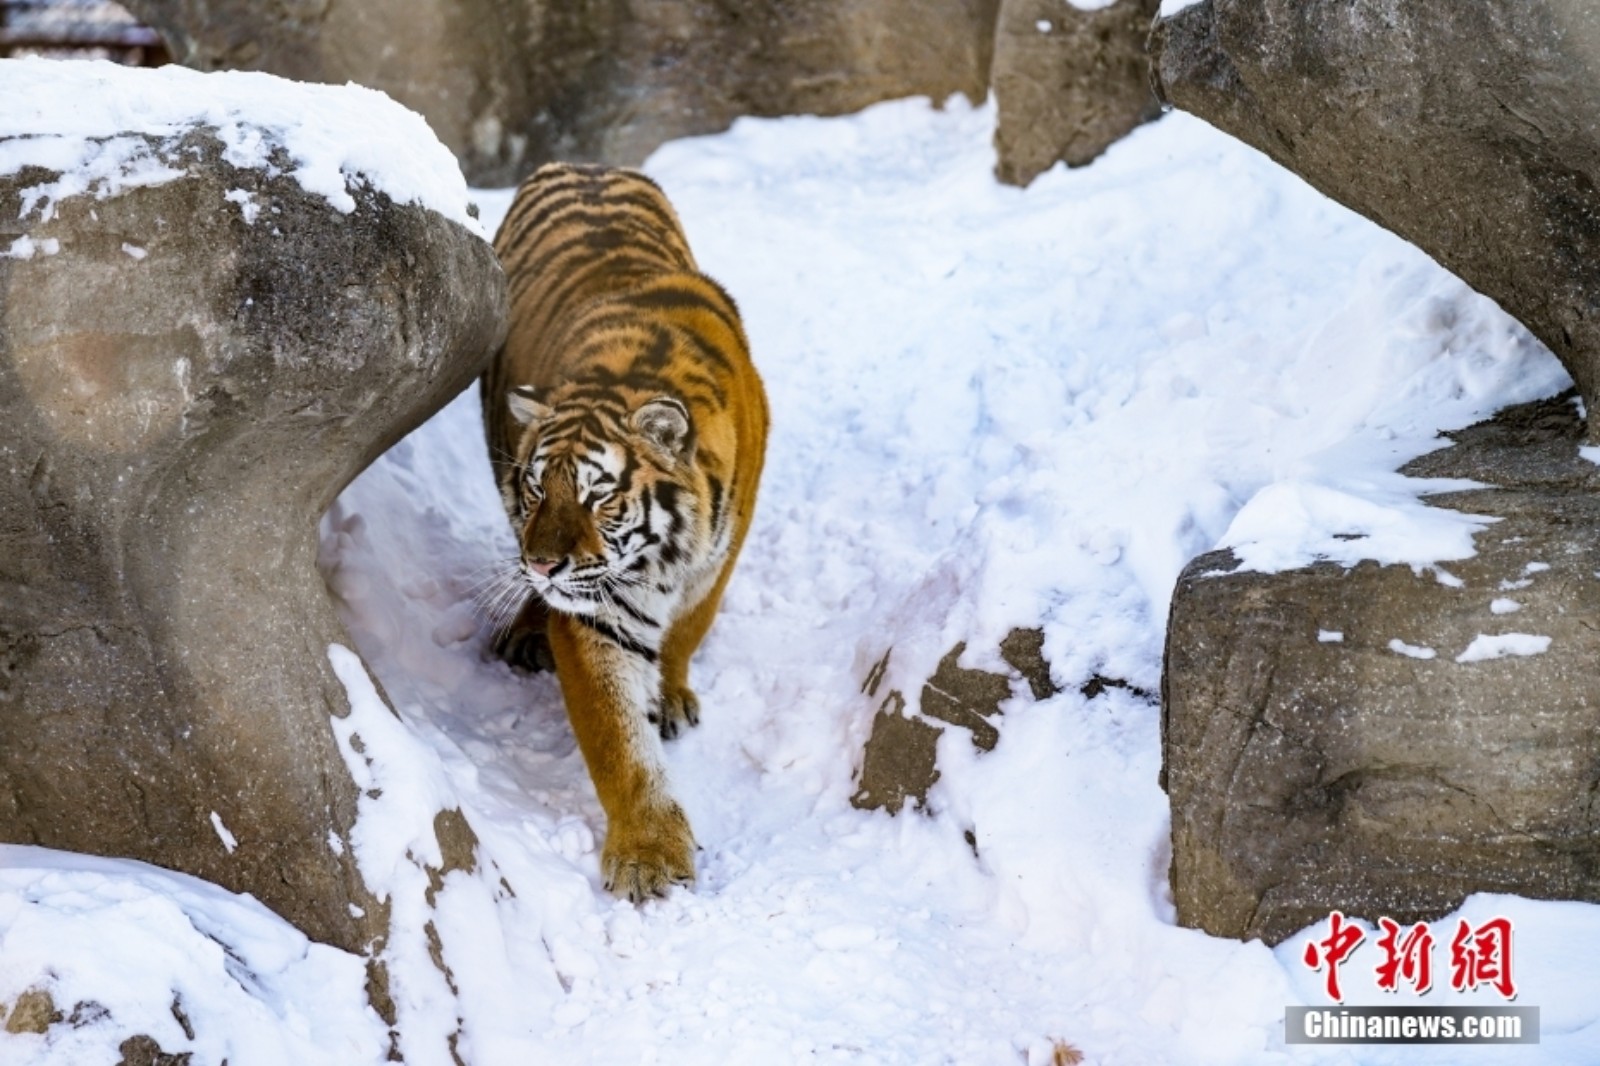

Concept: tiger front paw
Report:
left=649, top=684, right=701, bottom=741
left=601, top=802, right=696, bottom=902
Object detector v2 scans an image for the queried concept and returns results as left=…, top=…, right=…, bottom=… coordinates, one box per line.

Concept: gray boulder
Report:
left=1151, top=0, right=1600, bottom=439
left=1164, top=393, right=1600, bottom=944
left=991, top=0, right=1162, bottom=185
left=0, top=126, right=504, bottom=951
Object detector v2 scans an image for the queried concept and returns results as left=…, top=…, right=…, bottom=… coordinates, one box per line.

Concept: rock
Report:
left=125, top=0, right=1003, bottom=186
left=999, top=626, right=1060, bottom=701
left=852, top=630, right=1055, bottom=813
left=3, top=988, right=60, bottom=1035
left=1163, top=392, right=1600, bottom=944
left=991, top=0, right=1162, bottom=186
left=1151, top=0, right=1600, bottom=439
left=118, top=1035, right=192, bottom=1066
left=852, top=689, right=945, bottom=815
left=0, top=107, right=504, bottom=947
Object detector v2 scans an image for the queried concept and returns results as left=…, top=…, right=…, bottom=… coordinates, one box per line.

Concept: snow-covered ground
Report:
left=4, top=76, right=1599, bottom=1065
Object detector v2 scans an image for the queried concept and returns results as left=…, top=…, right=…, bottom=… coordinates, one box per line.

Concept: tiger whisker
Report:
left=465, top=558, right=521, bottom=598
left=468, top=560, right=521, bottom=607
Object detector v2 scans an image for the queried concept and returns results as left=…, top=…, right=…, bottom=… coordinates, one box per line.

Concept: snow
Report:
left=1318, top=630, right=1344, bottom=643
left=0, top=57, right=483, bottom=236
left=208, top=812, right=238, bottom=854
left=1491, top=597, right=1522, bottom=614
left=0, top=846, right=387, bottom=1065
left=1387, top=639, right=1438, bottom=661
left=2, top=235, right=58, bottom=259
left=4, top=84, right=1597, bottom=1065
left=1456, top=633, right=1552, bottom=663
left=224, top=187, right=262, bottom=223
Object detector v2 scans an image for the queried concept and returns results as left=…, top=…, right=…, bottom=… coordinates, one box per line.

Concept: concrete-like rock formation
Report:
left=1163, top=393, right=1600, bottom=944
left=125, top=0, right=1003, bottom=187
left=1151, top=0, right=1600, bottom=439
left=0, top=123, right=504, bottom=950
left=125, top=0, right=1166, bottom=188
left=991, top=0, right=1162, bottom=185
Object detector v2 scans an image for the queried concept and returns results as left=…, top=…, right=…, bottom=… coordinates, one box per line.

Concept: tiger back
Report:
left=484, top=163, right=768, bottom=900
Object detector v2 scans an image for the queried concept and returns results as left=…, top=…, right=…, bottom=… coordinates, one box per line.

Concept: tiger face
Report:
left=504, top=384, right=715, bottom=640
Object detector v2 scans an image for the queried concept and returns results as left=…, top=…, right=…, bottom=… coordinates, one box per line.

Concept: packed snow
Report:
left=0, top=57, right=482, bottom=234
left=1455, top=633, right=1552, bottom=664
left=4, top=77, right=1599, bottom=1065
left=1386, top=639, right=1438, bottom=662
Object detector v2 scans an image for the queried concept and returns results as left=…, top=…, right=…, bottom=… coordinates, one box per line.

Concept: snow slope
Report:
left=4, top=91, right=1598, bottom=1065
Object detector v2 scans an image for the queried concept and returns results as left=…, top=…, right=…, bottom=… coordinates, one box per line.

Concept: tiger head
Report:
left=502, top=383, right=714, bottom=616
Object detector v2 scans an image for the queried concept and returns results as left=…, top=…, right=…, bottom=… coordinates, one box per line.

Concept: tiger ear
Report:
left=508, top=385, right=553, bottom=427
left=631, top=396, right=692, bottom=458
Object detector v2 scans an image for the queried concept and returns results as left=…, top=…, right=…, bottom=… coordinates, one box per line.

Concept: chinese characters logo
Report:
left=1302, top=912, right=1516, bottom=1002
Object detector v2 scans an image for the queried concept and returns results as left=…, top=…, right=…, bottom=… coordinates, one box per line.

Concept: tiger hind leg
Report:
left=493, top=597, right=555, bottom=673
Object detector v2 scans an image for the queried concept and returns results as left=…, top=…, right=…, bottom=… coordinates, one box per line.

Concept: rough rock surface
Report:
left=991, top=0, right=1162, bottom=185
left=852, top=630, right=1062, bottom=814
left=125, top=0, right=1003, bottom=187
left=1163, top=392, right=1600, bottom=944
left=0, top=130, right=504, bottom=950
left=1151, top=0, right=1600, bottom=439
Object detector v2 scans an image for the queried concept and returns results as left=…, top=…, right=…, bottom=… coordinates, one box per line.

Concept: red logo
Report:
left=1302, top=910, right=1365, bottom=1002
left=1302, top=913, right=1517, bottom=1002
left=1449, top=916, right=1516, bottom=1000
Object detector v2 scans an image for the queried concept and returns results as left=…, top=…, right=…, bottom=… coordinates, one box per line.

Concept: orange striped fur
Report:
left=483, top=163, right=768, bottom=900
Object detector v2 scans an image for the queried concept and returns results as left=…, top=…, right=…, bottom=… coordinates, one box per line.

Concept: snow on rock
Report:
left=1220, top=475, right=1495, bottom=575
left=2, top=235, right=58, bottom=259
left=0, top=846, right=387, bottom=1065
left=208, top=812, right=238, bottom=854
left=0, top=56, right=483, bottom=236
left=1455, top=632, right=1552, bottom=663
left=1387, top=639, right=1438, bottom=660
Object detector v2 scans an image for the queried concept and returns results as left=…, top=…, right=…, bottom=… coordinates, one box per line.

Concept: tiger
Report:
left=481, top=162, right=769, bottom=901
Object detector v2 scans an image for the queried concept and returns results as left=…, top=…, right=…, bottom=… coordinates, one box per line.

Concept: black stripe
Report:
left=670, top=327, right=735, bottom=396
left=706, top=474, right=724, bottom=531
left=623, top=284, right=743, bottom=341
left=634, top=327, right=675, bottom=372
left=609, top=591, right=661, bottom=630
left=500, top=203, right=685, bottom=277
left=497, top=172, right=594, bottom=241
left=497, top=189, right=576, bottom=249
left=571, top=613, right=658, bottom=663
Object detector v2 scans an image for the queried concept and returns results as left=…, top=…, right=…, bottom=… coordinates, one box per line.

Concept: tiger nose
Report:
left=528, top=557, right=560, bottom=577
